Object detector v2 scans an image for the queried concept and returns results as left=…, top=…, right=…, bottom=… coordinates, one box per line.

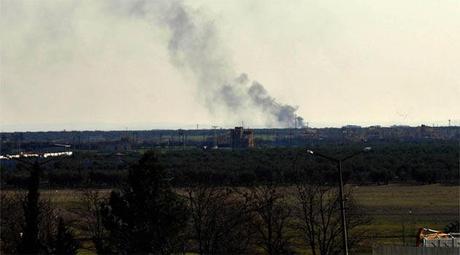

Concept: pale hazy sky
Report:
left=1, top=0, right=459, bottom=131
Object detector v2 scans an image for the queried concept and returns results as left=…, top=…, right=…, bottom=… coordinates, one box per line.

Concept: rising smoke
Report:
left=114, top=0, right=304, bottom=128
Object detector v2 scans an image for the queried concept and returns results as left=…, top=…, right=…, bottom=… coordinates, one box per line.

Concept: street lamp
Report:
left=306, top=146, right=371, bottom=255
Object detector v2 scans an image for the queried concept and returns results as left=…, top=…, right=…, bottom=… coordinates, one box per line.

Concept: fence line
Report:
left=372, top=246, right=460, bottom=255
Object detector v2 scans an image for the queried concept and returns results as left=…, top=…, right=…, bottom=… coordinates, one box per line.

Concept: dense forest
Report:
left=1, top=140, right=458, bottom=188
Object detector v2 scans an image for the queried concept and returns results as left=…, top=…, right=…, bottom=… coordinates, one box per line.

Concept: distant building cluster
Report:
left=0, top=125, right=458, bottom=154
left=303, top=125, right=459, bottom=142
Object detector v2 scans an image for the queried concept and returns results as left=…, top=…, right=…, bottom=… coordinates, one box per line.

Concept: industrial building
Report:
left=231, top=127, right=255, bottom=149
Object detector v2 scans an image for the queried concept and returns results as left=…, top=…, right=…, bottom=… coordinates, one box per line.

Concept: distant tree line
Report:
left=1, top=141, right=458, bottom=188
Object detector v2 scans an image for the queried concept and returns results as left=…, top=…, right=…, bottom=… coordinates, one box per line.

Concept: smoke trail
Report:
left=248, top=79, right=304, bottom=127
left=115, top=0, right=304, bottom=127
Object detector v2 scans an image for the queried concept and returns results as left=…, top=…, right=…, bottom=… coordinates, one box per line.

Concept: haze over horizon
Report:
left=1, top=0, right=459, bottom=132
left=1, top=120, right=460, bottom=133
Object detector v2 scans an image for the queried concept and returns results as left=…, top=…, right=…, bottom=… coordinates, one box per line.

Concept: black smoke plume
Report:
left=115, top=0, right=304, bottom=127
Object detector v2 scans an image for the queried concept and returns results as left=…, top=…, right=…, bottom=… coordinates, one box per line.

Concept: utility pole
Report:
left=337, top=159, right=349, bottom=253
left=307, top=147, right=372, bottom=255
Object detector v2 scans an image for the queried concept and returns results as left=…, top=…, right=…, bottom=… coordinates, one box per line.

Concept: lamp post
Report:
left=306, top=147, right=371, bottom=255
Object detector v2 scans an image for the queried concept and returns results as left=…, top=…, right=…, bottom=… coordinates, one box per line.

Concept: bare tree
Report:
left=248, top=184, right=294, bottom=255
left=295, top=182, right=371, bottom=255
left=77, top=189, right=110, bottom=253
left=186, top=185, right=254, bottom=254
left=50, top=217, right=79, bottom=254
left=1, top=192, right=24, bottom=254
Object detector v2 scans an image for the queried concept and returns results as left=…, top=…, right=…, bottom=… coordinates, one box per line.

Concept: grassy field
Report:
left=351, top=184, right=459, bottom=249
left=3, top=184, right=458, bottom=254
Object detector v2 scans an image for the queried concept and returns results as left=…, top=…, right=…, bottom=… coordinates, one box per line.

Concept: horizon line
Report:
left=1, top=122, right=459, bottom=133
